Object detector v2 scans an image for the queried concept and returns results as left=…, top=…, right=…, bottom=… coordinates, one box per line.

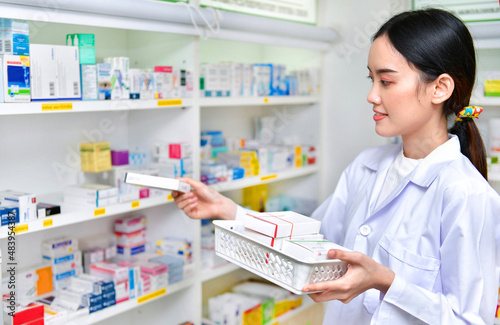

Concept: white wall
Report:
left=318, top=0, right=411, bottom=199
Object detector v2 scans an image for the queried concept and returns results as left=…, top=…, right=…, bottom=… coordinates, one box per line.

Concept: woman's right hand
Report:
left=171, top=177, right=237, bottom=220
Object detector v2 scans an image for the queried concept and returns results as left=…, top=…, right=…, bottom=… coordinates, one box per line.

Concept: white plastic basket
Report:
left=213, top=220, right=349, bottom=295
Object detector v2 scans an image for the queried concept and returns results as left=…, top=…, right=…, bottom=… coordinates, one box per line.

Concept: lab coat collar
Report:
left=362, top=135, right=462, bottom=188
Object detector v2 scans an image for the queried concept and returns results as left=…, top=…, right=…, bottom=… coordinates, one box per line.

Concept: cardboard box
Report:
left=55, top=45, right=81, bottom=100
left=29, top=44, right=57, bottom=100
left=64, top=184, right=118, bottom=199
left=243, top=211, right=321, bottom=238
left=0, top=190, right=36, bottom=223
left=281, top=239, right=350, bottom=262
left=97, top=63, right=112, bottom=100
left=80, top=142, right=112, bottom=172
left=3, top=54, right=30, bottom=102
left=242, top=228, right=323, bottom=249
left=81, top=64, right=97, bottom=100
left=124, top=172, right=191, bottom=193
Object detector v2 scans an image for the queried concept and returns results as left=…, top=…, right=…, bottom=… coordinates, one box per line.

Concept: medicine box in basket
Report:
left=243, top=211, right=321, bottom=238
left=281, top=239, right=351, bottom=262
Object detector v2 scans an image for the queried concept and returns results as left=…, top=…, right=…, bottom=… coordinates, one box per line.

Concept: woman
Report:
left=173, top=9, right=500, bottom=324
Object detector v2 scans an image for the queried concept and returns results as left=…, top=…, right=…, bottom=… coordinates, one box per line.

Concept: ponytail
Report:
left=449, top=118, right=488, bottom=180
left=373, top=8, right=488, bottom=180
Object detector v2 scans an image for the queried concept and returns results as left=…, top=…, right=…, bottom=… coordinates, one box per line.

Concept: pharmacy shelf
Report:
left=200, top=96, right=320, bottom=107
left=0, top=99, right=193, bottom=116
left=210, top=165, right=319, bottom=193
left=0, top=194, right=174, bottom=239
left=67, top=276, right=196, bottom=325
left=264, top=296, right=316, bottom=325
left=201, top=262, right=240, bottom=282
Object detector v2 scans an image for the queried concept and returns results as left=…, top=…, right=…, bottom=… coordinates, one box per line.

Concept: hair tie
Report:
left=455, top=106, right=483, bottom=122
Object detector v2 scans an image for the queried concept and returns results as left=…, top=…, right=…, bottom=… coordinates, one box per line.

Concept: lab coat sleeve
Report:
left=311, top=167, right=350, bottom=243
left=380, top=181, right=500, bottom=324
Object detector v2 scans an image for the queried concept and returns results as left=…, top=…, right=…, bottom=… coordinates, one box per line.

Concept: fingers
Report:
left=328, top=249, right=362, bottom=264
left=176, top=177, right=205, bottom=191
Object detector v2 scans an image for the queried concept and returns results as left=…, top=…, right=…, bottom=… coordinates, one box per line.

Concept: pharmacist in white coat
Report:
left=172, top=8, right=500, bottom=325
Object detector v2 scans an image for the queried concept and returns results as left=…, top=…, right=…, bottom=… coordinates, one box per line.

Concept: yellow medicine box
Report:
left=80, top=142, right=112, bottom=172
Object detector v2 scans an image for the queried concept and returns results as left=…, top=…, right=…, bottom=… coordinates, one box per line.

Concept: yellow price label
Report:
left=261, top=174, right=277, bottom=181
left=263, top=97, right=269, bottom=103
left=167, top=194, right=173, bottom=201
left=131, top=201, right=140, bottom=208
left=138, top=288, right=166, bottom=304
left=94, top=208, right=106, bottom=216
left=158, top=99, right=182, bottom=106
left=41, top=103, right=73, bottom=111
left=14, top=224, right=29, bottom=234
left=43, top=219, right=53, bottom=227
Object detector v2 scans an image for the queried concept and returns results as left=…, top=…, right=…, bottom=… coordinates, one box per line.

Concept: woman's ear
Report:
left=431, top=73, right=454, bottom=104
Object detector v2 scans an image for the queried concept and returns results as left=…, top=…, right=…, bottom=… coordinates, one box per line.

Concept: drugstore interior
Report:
left=0, top=0, right=499, bottom=324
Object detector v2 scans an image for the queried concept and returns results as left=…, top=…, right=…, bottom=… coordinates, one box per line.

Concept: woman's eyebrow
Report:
left=367, top=66, right=398, bottom=74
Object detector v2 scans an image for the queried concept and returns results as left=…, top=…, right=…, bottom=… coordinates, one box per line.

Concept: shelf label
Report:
left=94, top=208, right=106, bottom=216
left=43, top=219, right=53, bottom=228
left=167, top=194, right=173, bottom=201
left=261, top=174, right=277, bottom=181
left=14, top=224, right=29, bottom=234
left=263, top=97, right=269, bottom=103
left=131, top=201, right=140, bottom=208
left=41, top=103, right=73, bottom=111
left=138, top=288, right=166, bottom=304
left=158, top=99, right=182, bottom=106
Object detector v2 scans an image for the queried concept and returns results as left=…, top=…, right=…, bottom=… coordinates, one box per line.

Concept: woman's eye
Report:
left=381, top=80, right=391, bottom=86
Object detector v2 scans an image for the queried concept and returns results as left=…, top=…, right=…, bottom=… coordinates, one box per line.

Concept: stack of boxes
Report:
left=114, top=215, right=147, bottom=260
left=150, top=254, right=184, bottom=284
left=155, top=236, right=193, bottom=266
left=41, top=237, right=82, bottom=290
left=154, top=141, right=194, bottom=179
left=241, top=211, right=323, bottom=250
left=63, top=183, right=118, bottom=208
left=89, top=261, right=129, bottom=304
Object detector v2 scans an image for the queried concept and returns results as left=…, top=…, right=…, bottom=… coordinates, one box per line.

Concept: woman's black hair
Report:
left=373, top=8, right=488, bottom=180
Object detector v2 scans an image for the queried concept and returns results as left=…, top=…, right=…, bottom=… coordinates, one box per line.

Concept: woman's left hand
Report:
left=303, top=249, right=395, bottom=304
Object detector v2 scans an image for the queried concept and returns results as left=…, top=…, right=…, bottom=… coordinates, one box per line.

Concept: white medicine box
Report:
left=243, top=211, right=321, bottom=238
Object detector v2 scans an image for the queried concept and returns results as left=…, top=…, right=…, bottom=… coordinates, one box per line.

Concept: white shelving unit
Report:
left=0, top=1, right=333, bottom=324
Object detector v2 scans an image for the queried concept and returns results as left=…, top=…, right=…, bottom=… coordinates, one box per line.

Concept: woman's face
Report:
left=367, top=34, right=436, bottom=139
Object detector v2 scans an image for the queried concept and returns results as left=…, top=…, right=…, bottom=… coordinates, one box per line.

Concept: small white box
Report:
left=114, top=215, right=146, bottom=234
left=243, top=211, right=321, bottom=238
left=115, top=229, right=146, bottom=246
left=29, top=44, right=57, bottom=100
left=281, top=240, right=350, bottom=262
left=90, top=261, right=129, bottom=282
left=81, top=64, right=97, bottom=100
left=124, top=172, right=191, bottom=193
left=129, top=68, right=141, bottom=99
left=0, top=190, right=36, bottom=223
left=64, top=184, right=118, bottom=199
left=242, top=228, right=323, bottom=249
left=41, top=237, right=79, bottom=258
left=55, top=45, right=81, bottom=99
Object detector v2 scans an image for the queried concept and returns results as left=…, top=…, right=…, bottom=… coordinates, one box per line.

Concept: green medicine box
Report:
left=66, top=33, right=96, bottom=65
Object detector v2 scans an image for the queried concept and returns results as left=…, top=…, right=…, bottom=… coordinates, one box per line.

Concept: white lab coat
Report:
left=312, top=135, right=500, bottom=324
